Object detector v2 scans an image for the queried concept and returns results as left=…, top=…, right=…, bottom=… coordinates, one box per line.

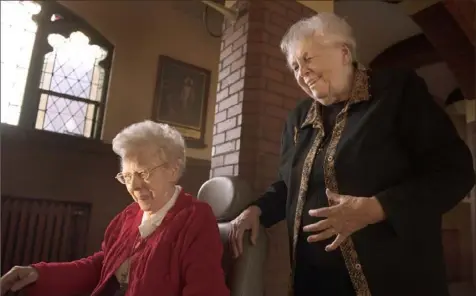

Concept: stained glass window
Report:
left=35, top=32, right=108, bottom=137
left=0, top=1, right=112, bottom=139
left=1, top=1, right=41, bottom=125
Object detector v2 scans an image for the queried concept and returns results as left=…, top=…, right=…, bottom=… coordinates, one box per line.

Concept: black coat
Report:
left=252, top=68, right=475, bottom=296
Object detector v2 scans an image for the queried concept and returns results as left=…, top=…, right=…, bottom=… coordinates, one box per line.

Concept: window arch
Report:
left=1, top=1, right=113, bottom=139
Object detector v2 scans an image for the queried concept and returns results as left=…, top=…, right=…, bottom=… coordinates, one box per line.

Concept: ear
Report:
left=167, top=162, right=180, bottom=182
left=341, top=45, right=352, bottom=65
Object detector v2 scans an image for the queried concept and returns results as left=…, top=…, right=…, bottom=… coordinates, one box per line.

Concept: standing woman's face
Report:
left=288, top=36, right=353, bottom=105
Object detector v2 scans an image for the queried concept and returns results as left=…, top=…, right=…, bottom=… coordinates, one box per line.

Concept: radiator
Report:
left=1, top=196, right=91, bottom=274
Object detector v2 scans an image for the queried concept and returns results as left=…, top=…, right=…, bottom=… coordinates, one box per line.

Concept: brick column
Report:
left=210, top=1, right=333, bottom=295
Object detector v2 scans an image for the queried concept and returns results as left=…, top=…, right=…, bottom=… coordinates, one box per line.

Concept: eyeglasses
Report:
left=115, top=163, right=165, bottom=185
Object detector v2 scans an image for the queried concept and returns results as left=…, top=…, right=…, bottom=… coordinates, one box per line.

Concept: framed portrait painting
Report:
left=152, top=55, right=210, bottom=148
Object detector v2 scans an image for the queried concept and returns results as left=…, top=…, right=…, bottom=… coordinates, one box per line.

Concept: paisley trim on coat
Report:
left=288, top=66, right=372, bottom=296
left=323, top=106, right=372, bottom=296
left=301, top=100, right=319, bottom=129
left=293, top=126, right=299, bottom=145
left=300, top=67, right=370, bottom=129
left=288, top=110, right=324, bottom=296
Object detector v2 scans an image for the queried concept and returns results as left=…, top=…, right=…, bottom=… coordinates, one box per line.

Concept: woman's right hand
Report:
left=230, top=205, right=261, bottom=258
left=0, top=266, right=38, bottom=295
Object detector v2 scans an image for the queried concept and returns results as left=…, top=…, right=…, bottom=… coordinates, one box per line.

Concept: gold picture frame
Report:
left=152, top=55, right=210, bottom=148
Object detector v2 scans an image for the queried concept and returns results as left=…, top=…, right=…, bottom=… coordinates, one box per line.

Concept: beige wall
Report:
left=60, top=1, right=221, bottom=160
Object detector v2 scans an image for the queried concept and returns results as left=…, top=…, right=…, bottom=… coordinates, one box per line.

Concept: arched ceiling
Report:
left=334, top=0, right=459, bottom=103
left=416, top=62, right=459, bottom=104
left=335, top=0, right=422, bottom=65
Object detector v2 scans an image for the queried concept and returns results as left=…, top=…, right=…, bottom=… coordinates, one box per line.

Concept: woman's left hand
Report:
left=303, top=189, right=385, bottom=252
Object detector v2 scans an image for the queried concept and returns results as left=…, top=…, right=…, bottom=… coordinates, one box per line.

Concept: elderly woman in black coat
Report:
left=230, top=12, right=474, bottom=296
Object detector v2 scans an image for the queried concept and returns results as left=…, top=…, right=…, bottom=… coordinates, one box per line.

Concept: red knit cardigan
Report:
left=25, top=190, right=230, bottom=296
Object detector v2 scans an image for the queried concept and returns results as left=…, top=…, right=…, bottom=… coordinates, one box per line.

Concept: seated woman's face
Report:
left=288, top=37, right=351, bottom=104
left=120, top=149, right=178, bottom=212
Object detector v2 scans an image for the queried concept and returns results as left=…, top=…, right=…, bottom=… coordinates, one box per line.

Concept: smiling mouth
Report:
left=307, top=80, right=316, bottom=87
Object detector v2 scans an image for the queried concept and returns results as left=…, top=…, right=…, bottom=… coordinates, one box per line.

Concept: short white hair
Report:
left=280, top=12, right=357, bottom=63
left=112, top=120, right=186, bottom=176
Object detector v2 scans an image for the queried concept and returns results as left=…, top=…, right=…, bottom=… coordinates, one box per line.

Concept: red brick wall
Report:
left=369, top=34, right=442, bottom=70
left=212, top=0, right=313, bottom=188
left=211, top=1, right=314, bottom=295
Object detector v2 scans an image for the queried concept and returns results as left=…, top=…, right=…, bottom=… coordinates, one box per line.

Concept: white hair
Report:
left=280, top=12, right=357, bottom=63
left=112, top=120, right=186, bottom=177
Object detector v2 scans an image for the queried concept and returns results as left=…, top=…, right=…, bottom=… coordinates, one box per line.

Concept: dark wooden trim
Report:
left=0, top=124, right=214, bottom=166
left=443, top=0, right=475, bottom=47
left=370, top=34, right=442, bottom=69
left=39, top=90, right=102, bottom=106
left=185, top=157, right=211, bottom=168
left=19, top=7, right=52, bottom=129
left=0, top=123, right=112, bottom=154
left=2, top=195, right=93, bottom=211
left=412, top=1, right=475, bottom=99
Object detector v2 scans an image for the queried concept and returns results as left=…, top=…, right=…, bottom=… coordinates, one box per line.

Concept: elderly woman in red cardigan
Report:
left=0, top=120, right=230, bottom=296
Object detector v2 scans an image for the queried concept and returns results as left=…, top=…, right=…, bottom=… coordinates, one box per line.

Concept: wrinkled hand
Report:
left=230, top=205, right=261, bottom=258
left=0, top=265, right=38, bottom=295
left=303, top=189, right=385, bottom=252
